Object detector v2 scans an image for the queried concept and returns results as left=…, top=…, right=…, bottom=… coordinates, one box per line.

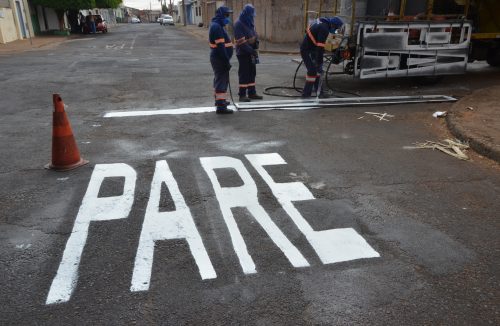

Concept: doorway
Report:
left=15, top=1, right=27, bottom=38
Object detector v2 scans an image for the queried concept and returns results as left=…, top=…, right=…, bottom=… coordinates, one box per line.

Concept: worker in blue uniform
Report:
left=234, top=4, right=263, bottom=102
left=300, top=17, right=344, bottom=98
left=209, top=6, right=234, bottom=114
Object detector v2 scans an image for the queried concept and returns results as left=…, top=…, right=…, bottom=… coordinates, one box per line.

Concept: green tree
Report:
left=95, top=0, right=122, bottom=9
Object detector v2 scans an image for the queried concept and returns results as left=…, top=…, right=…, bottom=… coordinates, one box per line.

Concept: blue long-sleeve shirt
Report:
left=300, top=19, right=330, bottom=68
left=209, top=21, right=233, bottom=63
left=234, top=20, right=258, bottom=56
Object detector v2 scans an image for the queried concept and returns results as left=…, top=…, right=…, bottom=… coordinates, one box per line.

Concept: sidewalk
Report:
left=0, top=35, right=73, bottom=54
left=182, top=25, right=300, bottom=54
left=446, top=85, right=500, bottom=162
left=0, top=24, right=129, bottom=55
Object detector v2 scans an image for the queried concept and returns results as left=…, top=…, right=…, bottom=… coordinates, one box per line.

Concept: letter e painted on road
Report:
left=46, top=163, right=137, bottom=305
left=246, top=153, right=380, bottom=264
left=131, top=160, right=216, bottom=292
left=200, top=156, right=309, bottom=275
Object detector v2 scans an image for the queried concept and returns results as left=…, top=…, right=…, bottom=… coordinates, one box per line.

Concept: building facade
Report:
left=0, top=0, right=34, bottom=44
left=178, top=0, right=203, bottom=25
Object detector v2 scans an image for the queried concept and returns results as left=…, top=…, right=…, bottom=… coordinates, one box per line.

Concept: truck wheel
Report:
left=486, top=49, right=500, bottom=67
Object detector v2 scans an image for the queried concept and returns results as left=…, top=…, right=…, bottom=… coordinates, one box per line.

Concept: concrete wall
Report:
left=0, top=0, right=33, bottom=43
left=228, top=0, right=340, bottom=43
left=202, top=0, right=344, bottom=43
left=0, top=7, right=18, bottom=43
left=36, top=6, right=59, bottom=31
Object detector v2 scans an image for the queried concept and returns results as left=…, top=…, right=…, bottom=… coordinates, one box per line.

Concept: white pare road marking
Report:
left=46, top=164, right=137, bottom=305
left=46, top=154, right=379, bottom=305
left=200, top=157, right=310, bottom=274
left=131, top=160, right=216, bottom=292
left=246, top=153, right=380, bottom=264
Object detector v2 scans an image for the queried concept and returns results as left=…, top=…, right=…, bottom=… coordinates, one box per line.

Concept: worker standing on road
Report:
left=300, top=17, right=343, bottom=98
left=234, top=4, right=263, bottom=102
left=209, top=6, right=234, bottom=114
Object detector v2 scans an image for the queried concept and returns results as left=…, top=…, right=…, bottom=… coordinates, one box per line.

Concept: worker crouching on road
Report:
left=234, top=4, right=263, bottom=102
left=300, top=17, right=343, bottom=98
left=209, top=6, right=234, bottom=114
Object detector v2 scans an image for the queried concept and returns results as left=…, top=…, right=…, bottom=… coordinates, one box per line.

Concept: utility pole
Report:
left=182, top=0, right=187, bottom=26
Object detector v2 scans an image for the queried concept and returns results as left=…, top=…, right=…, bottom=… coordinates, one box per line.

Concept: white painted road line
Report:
left=104, top=107, right=220, bottom=117
left=46, top=154, right=380, bottom=305
left=46, top=164, right=137, bottom=305
left=131, top=160, right=216, bottom=292
left=201, top=156, right=310, bottom=274
left=246, top=153, right=380, bottom=264
left=103, top=106, right=319, bottom=117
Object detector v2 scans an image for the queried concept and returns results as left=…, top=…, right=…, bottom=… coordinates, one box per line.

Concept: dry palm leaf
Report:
left=411, top=139, right=470, bottom=160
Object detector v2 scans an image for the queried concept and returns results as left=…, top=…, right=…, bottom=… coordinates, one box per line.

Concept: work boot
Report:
left=248, top=94, right=263, bottom=100
left=239, top=96, right=251, bottom=102
left=216, top=107, right=234, bottom=114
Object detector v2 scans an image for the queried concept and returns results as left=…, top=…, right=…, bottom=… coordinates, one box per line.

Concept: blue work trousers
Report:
left=210, top=57, right=230, bottom=109
left=237, top=54, right=256, bottom=96
left=301, top=49, right=321, bottom=97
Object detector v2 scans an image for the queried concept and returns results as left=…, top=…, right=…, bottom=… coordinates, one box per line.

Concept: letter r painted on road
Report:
left=200, top=156, right=309, bottom=275
left=46, top=164, right=137, bottom=305
left=131, top=160, right=216, bottom=292
left=245, top=153, right=380, bottom=264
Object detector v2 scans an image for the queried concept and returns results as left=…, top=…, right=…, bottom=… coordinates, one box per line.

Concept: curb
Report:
left=446, top=113, right=500, bottom=163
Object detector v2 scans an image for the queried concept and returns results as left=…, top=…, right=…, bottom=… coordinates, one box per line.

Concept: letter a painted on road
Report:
left=246, top=153, right=380, bottom=264
left=46, top=163, right=137, bottom=304
left=131, top=160, right=216, bottom=292
left=201, top=156, right=309, bottom=275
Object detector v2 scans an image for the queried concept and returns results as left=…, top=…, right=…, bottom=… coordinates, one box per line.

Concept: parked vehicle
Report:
left=131, top=17, right=141, bottom=24
left=160, top=14, right=174, bottom=26
left=95, top=15, right=107, bottom=33
left=82, top=15, right=107, bottom=34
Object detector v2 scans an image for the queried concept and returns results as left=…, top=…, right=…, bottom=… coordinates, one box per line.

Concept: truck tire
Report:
left=486, top=48, right=500, bottom=67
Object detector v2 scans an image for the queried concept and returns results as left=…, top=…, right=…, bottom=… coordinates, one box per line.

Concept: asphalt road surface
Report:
left=1, top=24, right=499, bottom=325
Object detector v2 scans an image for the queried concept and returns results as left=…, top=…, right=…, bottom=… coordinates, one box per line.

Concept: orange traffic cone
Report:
left=45, top=94, right=89, bottom=171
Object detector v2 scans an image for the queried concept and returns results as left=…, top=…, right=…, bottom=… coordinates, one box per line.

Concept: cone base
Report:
left=45, top=158, right=89, bottom=172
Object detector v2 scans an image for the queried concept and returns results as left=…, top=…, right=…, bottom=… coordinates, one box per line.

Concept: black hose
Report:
left=228, top=74, right=236, bottom=108
left=263, top=55, right=361, bottom=98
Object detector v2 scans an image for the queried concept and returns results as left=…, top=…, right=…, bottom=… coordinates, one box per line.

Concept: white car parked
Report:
left=160, top=14, right=174, bottom=26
